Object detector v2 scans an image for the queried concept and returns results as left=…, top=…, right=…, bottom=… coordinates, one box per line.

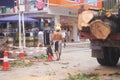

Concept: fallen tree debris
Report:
left=10, top=59, right=33, bottom=68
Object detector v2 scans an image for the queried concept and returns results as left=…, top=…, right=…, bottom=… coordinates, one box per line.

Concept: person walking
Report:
left=61, top=28, right=66, bottom=48
left=52, top=26, right=62, bottom=61
left=38, top=29, right=44, bottom=47
left=43, top=21, right=51, bottom=46
left=67, top=29, right=71, bottom=42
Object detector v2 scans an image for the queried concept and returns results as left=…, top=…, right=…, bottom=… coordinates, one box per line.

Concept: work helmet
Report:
left=55, top=26, right=61, bottom=30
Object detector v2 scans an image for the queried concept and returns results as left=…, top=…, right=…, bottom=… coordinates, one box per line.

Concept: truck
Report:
left=78, top=0, right=120, bottom=66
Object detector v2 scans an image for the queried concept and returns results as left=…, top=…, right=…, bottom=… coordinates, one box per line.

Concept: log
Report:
left=78, top=11, right=94, bottom=30
left=90, top=19, right=119, bottom=40
left=90, top=20, right=111, bottom=39
left=78, top=10, right=120, bottom=39
left=82, top=11, right=94, bottom=24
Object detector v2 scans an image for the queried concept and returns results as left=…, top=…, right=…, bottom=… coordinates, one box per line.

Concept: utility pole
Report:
left=18, top=0, right=22, bottom=48
left=18, top=0, right=25, bottom=48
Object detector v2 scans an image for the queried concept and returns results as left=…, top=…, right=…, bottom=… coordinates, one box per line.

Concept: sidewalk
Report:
left=23, top=41, right=90, bottom=57
left=8, top=40, right=90, bottom=58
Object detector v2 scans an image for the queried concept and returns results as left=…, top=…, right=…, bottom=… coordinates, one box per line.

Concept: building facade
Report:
left=0, top=0, right=103, bottom=42
left=48, top=0, right=102, bottom=41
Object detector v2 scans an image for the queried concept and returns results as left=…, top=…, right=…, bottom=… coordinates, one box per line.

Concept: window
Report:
left=85, top=0, right=97, bottom=6
left=68, top=0, right=80, bottom=2
left=20, top=0, right=25, bottom=4
left=29, top=0, right=36, bottom=9
left=70, top=0, right=75, bottom=1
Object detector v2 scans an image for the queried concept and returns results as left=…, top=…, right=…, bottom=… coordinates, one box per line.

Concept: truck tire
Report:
left=97, top=47, right=119, bottom=66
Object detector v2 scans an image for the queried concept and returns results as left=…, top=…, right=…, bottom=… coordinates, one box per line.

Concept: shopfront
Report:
left=60, top=16, right=78, bottom=42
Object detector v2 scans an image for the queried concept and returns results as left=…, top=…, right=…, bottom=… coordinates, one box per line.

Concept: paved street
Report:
left=0, top=0, right=120, bottom=80
left=0, top=42, right=120, bottom=80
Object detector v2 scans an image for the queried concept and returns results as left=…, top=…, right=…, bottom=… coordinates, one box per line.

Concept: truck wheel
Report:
left=97, top=47, right=119, bottom=66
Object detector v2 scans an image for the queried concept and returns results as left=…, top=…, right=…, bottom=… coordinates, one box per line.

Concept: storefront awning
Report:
left=0, top=0, right=14, bottom=8
left=0, top=15, right=38, bottom=22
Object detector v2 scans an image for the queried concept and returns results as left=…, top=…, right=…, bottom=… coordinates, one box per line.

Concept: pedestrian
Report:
left=52, top=26, right=62, bottom=61
left=61, top=28, right=66, bottom=48
left=43, top=20, right=51, bottom=46
left=38, top=29, right=44, bottom=47
left=67, top=29, right=71, bottom=42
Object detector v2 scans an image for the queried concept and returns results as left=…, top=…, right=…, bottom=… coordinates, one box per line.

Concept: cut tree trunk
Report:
left=78, top=11, right=94, bottom=30
left=82, top=11, right=94, bottom=24
left=90, top=20, right=111, bottom=39
left=90, top=19, right=119, bottom=40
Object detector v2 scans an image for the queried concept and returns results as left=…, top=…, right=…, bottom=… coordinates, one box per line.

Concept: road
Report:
left=0, top=42, right=120, bottom=80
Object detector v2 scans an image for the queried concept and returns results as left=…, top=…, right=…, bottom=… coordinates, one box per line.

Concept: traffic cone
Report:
left=47, top=54, right=53, bottom=61
left=2, top=51, right=10, bottom=70
left=19, top=46, right=24, bottom=59
left=50, top=55, right=52, bottom=61
left=19, top=50, right=24, bottom=59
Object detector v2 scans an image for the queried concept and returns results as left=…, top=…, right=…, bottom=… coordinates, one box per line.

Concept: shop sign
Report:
left=35, top=0, right=45, bottom=10
left=85, top=0, right=98, bottom=6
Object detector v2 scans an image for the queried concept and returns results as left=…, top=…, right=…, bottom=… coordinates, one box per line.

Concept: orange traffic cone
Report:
left=2, top=51, right=10, bottom=70
left=19, top=50, right=24, bottom=59
left=47, top=56, right=50, bottom=61
left=19, top=46, right=24, bottom=59
left=47, top=54, right=53, bottom=61
left=50, top=55, right=53, bottom=61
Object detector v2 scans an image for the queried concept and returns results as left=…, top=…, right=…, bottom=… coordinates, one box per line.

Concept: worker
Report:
left=52, top=26, right=62, bottom=61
